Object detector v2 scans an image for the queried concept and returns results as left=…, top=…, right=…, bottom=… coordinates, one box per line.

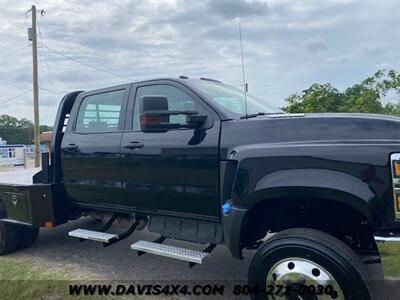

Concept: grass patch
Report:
left=0, top=256, right=109, bottom=300
left=378, top=243, right=400, bottom=278
left=0, top=256, right=149, bottom=300
left=0, top=257, right=67, bottom=299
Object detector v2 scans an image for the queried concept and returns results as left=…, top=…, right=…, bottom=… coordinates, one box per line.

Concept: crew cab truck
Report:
left=1, top=77, right=400, bottom=299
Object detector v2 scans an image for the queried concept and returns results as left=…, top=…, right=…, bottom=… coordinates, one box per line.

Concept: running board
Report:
left=69, top=229, right=118, bottom=243
left=131, top=240, right=212, bottom=265
left=69, top=220, right=139, bottom=247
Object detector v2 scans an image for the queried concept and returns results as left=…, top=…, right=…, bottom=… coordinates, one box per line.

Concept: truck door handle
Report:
left=64, top=144, right=78, bottom=151
left=123, top=141, right=144, bottom=149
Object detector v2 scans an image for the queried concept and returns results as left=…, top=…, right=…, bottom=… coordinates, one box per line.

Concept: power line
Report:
left=40, top=87, right=69, bottom=95
left=41, top=44, right=133, bottom=81
left=0, top=45, right=30, bottom=61
left=37, top=21, right=59, bottom=94
left=5, top=13, right=30, bottom=29
left=36, top=20, right=131, bottom=82
left=37, top=20, right=45, bottom=48
left=0, top=89, right=33, bottom=106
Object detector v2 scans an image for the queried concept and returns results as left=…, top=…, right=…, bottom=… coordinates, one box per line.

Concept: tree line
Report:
left=283, top=69, right=400, bottom=114
left=0, top=115, right=52, bottom=145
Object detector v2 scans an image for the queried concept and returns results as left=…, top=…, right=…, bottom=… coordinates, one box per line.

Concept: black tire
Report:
left=248, top=228, right=375, bottom=300
left=17, top=226, right=39, bottom=249
left=0, top=221, right=21, bottom=255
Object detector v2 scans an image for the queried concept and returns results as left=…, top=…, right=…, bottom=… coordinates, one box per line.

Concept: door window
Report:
left=133, top=85, right=197, bottom=130
left=75, top=89, right=125, bottom=133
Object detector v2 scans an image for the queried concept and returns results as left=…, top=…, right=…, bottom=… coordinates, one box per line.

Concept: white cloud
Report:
left=207, top=0, right=269, bottom=19
left=303, top=38, right=328, bottom=52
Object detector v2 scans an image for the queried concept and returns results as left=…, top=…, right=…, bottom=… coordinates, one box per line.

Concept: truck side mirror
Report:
left=140, top=96, right=170, bottom=133
left=140, top=96, right=207, bottom=133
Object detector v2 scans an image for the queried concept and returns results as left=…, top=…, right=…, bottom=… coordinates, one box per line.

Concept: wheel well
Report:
left=241, top=197, right=377, bottom=253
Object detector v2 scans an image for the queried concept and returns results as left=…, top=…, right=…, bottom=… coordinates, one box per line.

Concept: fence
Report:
left=0, top=145, right=37, bottom=170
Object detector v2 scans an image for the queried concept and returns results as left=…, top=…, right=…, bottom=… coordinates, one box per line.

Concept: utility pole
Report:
left=29, top=5, right=41, bottom=168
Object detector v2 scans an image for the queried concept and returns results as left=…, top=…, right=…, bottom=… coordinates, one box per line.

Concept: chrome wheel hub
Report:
left=266, top=258, right=345, bottom=299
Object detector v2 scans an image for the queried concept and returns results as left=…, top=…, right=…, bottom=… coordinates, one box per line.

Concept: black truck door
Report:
left=120, top=81, right=221, bottom=218
left=61, top=85, right=130, bottom=206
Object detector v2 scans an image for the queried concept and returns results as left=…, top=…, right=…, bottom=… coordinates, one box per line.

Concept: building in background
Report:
left=40, top=131, right=52, bottom=153
left=0, top=135, right=50, bottom=169
left=0, top=144, right=25, bottom=166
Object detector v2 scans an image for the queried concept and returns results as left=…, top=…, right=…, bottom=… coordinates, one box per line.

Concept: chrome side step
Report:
left=68, top=229, right=118, bottom=243
left=374, top=236, right=400, bottom=243
left=131, top=240, right=210, bottom=264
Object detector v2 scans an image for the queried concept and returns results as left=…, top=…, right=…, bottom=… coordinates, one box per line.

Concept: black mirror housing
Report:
left=139, top=95, right=208, bottom=133
left=187, top=114, right=208, bottom=125
left=140, top=96, right=170, bottom=133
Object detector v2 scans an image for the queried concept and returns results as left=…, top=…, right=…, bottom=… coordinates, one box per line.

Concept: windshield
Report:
left=189, top=80, right=282, bottom=117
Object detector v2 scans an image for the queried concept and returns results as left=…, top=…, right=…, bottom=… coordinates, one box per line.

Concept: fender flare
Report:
left=250, top=168, right=376, bottom=223
left=224, top=169, right=377, bottom=259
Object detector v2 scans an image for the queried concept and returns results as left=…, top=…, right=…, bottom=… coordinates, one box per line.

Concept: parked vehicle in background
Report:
left=1, top=77, right=400, bottom=299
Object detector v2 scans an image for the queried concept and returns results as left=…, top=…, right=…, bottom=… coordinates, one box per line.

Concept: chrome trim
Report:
left=0, top=218, right=32, bottom=226
left=393, top=178, right=400, bottom=185
left=375, top=235, right=400, bottom=243
left=267, top=113, right=305, bottom=119
left=390, top=153, right=400, bottom=219
left=68, top=229, right=118, bottom=243
left=266, top=257, right=344, bottom=300
left=131, top=240, right=210, bottom=264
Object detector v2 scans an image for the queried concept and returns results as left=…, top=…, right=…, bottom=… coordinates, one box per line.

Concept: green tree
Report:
left=339, top=84, right=383, bottom=113
left=284, top=83, right=344, bottom=113
left=40, top=125, right=52, bottom=133
left=283, top=69, right=400, bottom=114
left=0, top=115, right=52, bottom=145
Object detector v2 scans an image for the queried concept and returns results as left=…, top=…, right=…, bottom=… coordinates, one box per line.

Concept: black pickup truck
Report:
left=1, top=77, right=399, bottom=299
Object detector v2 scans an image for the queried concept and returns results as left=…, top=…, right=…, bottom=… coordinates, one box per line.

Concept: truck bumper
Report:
left=374, top=235, right=400, bottom=278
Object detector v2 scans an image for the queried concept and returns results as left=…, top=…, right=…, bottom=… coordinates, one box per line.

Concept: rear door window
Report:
left=75, top=89, right=125, bottom=133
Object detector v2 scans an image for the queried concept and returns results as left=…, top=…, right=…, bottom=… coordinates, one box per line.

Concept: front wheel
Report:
left=248, top=228, right=375, bottom=300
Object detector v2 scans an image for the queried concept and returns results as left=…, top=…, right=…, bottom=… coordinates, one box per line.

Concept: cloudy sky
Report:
left=0, top=0, right=399, bottom=125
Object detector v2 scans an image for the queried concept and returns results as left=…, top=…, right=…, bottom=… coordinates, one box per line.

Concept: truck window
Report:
left=75, top=89, right=125, bottom=133
left=190, top=80, right=282, bottom=116
left=133, top=85, right=197, bottom=130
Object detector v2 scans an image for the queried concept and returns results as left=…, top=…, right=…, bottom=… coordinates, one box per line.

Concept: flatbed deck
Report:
left=0, top=168, right=40, bottom=185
